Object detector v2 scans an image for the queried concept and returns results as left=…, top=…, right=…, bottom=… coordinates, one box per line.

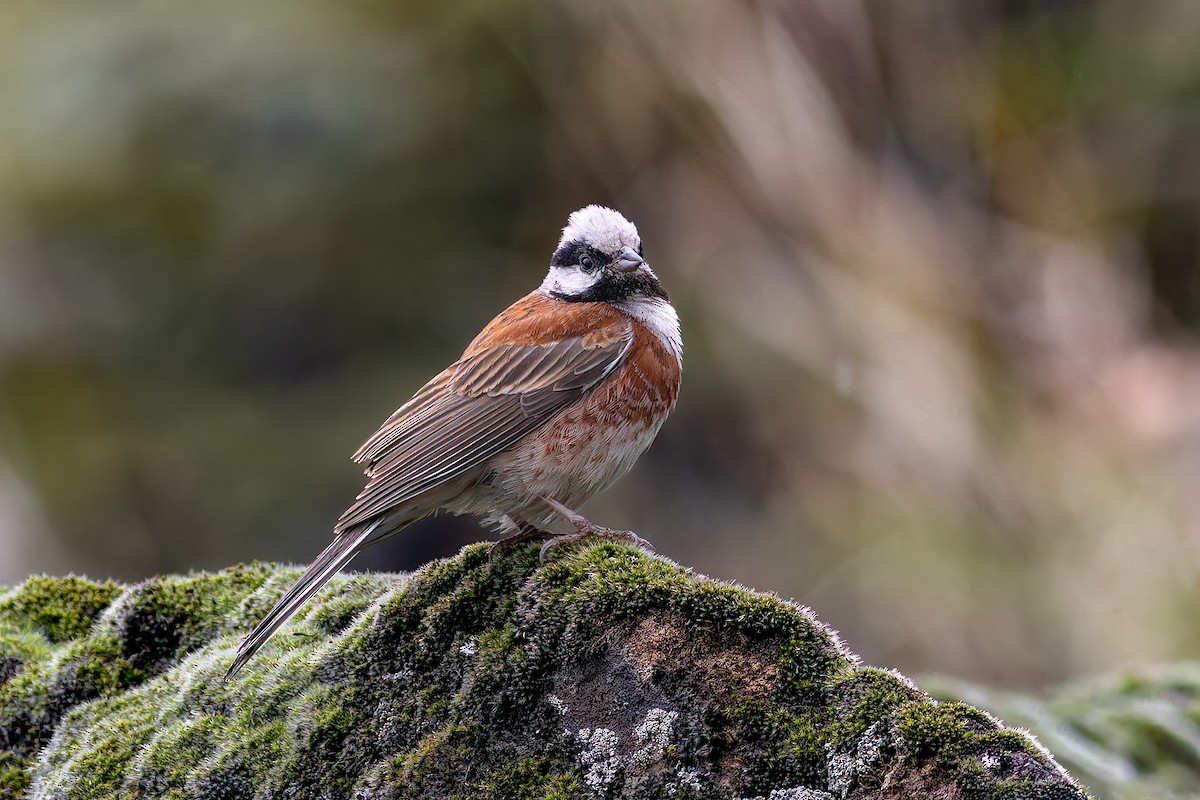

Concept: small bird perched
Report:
left=226, top=206, right=682, bottom=678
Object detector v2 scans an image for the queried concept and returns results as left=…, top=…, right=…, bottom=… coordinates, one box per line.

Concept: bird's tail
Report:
left=224, top=517, right=388, bottom=681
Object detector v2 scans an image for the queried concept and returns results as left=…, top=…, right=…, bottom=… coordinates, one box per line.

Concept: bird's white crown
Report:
left=558, top=205, right=641, bottom=253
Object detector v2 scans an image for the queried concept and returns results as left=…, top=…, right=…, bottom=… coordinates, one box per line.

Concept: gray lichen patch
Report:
left=0, top=544, right=1089, bottom=799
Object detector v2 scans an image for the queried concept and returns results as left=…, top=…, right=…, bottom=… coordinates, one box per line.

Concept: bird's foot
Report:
left=490, top=521, right=556, bottom=561
left=538, top=496, right=655, bottom=563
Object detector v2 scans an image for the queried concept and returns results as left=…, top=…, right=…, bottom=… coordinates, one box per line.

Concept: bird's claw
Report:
left=538, top=495, right=655, bottom=563
left=490, top=524, right=556, bottom=561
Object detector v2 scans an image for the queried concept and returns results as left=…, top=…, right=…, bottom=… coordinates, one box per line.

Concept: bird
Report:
left=225, top=205, right=682, bottom=678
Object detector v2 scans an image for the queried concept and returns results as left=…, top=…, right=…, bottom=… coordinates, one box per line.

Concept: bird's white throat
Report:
left=618, top=297, right=682, bottom=363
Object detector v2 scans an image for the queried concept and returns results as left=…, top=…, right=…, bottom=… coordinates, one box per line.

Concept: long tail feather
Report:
left=224, top=518, right=387, bottom=680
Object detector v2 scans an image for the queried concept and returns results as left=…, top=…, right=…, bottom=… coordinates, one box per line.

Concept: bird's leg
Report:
left=490, top=517, right=556, bottom=559
left=537, top=496, right=655, bottom=563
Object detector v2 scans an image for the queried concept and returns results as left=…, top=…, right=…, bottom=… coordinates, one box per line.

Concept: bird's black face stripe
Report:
left=587, top=246, right=612, bottom=268
left=550, top=239, right=613, bottom=270
left=550, top=240, right=585, bottom=268
left=551, top=270, right=669, bottom=304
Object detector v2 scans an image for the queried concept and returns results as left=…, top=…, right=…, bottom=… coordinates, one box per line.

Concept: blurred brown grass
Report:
left=1, top=0, right=1198, bottom=687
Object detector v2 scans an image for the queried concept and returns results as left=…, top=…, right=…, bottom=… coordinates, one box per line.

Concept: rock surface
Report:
left=0, top=542, right=1089, bottom=799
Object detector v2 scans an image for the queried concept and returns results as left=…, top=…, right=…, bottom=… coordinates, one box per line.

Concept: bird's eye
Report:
left=580, top=256, right=595, bottom=271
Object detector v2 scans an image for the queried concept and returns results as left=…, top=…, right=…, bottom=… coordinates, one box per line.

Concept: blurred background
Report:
left=1, top=0, right=1199, bottom=693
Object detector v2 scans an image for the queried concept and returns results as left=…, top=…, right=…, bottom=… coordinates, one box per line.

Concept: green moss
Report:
left=731, top=707, right=829, bottom=792
left=486, top=759, right=581, bottom=800
left=0, top=627, right=51, bottom=683
left=112, top=565, right=298, bottom=673
left=191, top=718, right=289, bottom=800
left=0, top=751, right=31, bottom=799
left=305, top=685, right=356, bottom=749
left=0, top=633, right=142, bottom=757
left=0, top=543, right=1087, bottom=799
left=896, top=701, right=979, bottom=760
left=0, top=575, right=121, bottom=644
left=133, top=714, right=226, bottom=796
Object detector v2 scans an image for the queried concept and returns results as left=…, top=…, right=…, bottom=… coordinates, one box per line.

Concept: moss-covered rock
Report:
left=929, top=665, right=1200, bottom=800
left=0, top=543, right=1087, bottom=799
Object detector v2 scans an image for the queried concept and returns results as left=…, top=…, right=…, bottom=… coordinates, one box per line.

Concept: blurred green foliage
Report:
left=1, top=0, right=1199, bottom=693
left=931, top=664, right=1200, bottom=800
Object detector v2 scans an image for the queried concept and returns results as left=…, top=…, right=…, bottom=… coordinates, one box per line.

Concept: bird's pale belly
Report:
left=453, top=382, right=672, bottom=528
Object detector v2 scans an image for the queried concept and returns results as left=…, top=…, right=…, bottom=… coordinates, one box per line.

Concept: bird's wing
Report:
left=224, top=317, right=634, bottom=680
left=335, top=317, right=634, bottom=533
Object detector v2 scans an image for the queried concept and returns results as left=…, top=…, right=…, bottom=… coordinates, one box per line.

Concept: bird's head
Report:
left=540, top=206, right=668, bottom=303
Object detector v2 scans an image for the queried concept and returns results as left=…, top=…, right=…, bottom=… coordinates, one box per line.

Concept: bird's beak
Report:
left=613, top=245, right=645, bottom=274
